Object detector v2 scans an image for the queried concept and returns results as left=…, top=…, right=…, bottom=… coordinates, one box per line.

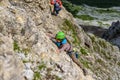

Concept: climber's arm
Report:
left=59, top=44, right=67, bottom=52
left=59, top=1, right=62, bottom=8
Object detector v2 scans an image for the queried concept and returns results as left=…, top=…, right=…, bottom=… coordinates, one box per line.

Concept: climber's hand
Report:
left=46, top=33, right=52, bottom=37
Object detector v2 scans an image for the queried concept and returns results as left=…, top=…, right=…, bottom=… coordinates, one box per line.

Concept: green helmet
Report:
left=56, top=31, right=65, bottom=40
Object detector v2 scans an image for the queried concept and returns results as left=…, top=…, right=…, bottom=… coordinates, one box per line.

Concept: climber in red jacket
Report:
left=50, top=0, right=62, bottom=16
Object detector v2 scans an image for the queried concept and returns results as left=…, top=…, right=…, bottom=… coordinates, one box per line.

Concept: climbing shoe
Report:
left=75, top=51, right=79, bottom=59
left=82, top=68, right=88, bottom=76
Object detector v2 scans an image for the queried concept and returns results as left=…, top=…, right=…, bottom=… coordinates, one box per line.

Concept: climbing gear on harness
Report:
left=75, top=51, right=79, bottom=58
left=56, top=31, right=65, bottom=40
left=73, top=48, right=77, bottom=52
left=73, top=48, right=79, bottom=58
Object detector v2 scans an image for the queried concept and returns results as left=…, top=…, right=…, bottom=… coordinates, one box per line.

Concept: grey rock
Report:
left=24, top=0, right=33, bottom=3
left=0, top=0, right=119, bottom=80
left=103, top=21, right=120, bottom=48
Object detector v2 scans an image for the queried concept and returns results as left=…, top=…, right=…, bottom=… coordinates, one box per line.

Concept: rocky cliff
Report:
left=0, top=0, right=120, bottom=80
left=103, top=21, right=120, bottom=48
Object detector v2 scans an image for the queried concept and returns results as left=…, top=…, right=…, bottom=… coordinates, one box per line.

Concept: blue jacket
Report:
left=55, top=38, right=67, bottom=48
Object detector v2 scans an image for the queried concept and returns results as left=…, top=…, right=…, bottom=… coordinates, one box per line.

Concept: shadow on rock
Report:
left=80, top=24, right=107, bottom=38
left=80, top=21, right=120, bottom=49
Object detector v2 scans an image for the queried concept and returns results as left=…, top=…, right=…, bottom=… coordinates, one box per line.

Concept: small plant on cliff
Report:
left=55, top=75, right=62, bottom=80
left=38, top=62, right=46, bottom=70
left=80, top=47, right=88, bottom=55
left=13, top=40, right=30, bottom=55
left=13, top=41, right=20, bottom=52
left=62, top=19, right=80, bottom=46
left=22, top=48, right=30, bottom=55
left=33, top=72, right=41, bottom=80
left=79, top=58, right=90, bottom=69
left=33, top=62, right=46, bottom=80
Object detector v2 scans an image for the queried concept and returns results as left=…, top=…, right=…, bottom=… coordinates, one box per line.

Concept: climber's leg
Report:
left=69, top=53, right=88, bottom=76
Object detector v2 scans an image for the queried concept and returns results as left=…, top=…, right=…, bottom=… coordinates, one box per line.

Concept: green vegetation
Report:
left=117, top=62, right=120, bottom=66
left=38, top=63, right=46, bottom=70
left=75, top=15, right=95, bottom=20
left=96, top=9, right=120, bottom=14
left=22, top=48, right=30, bottom=55
left=89, top=34, right=96, bottom=42
left=22, top=59, right=29, bottom=63
left=62, top=19, right=90, bottom=69
left=33, top=62, right=46, bottom=80
left=62, top=19, right=93, bottom=69
left=54, top=75, right=62, bottom=80
left=79, top=58, right=91, bottom=69
left=33, top=72, right=42, bottom=80
left=98, top=40, right=107, bottom=48
left=13, top=40, right=30, bottom=55
left=62, top=19, right=81, bottom=46
left=45, top=68, right=62, bottom=80
left=13, top=41, right=20, bottom=52
left=96, top=59, right=104, bottom=64
left=93, top=42, right=101, bottom=52
left=80, top=47, right=88, bottom=55
left=33, top=62, right=62, bottom=80
left=82, top=61, right=90, bottom=68
left=95, top=58, right=108, bottom=69
left=104, top=52, right=111, bottom=60
left=62, top=0, right=82, bottom=17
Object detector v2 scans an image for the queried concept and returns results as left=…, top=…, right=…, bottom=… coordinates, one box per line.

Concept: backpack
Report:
left=55, top=0, right=60, bottom=7
left=51, top=0, right=58, bottom=5
left=51, top=0, right=62, bottom=8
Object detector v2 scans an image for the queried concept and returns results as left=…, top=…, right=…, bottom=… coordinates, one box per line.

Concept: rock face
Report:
left=0, top=34, right=24, bottom=80
left=103, top=21, right=120, bottom=48
left=0, top=0, right=93, bottom=80
left=0, top=0, right=120, bottom=80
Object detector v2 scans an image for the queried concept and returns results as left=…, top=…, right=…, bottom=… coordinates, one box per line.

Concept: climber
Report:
left=47, top=31, right=88, bottom=76
left=50, top=0, right=62, bottom=16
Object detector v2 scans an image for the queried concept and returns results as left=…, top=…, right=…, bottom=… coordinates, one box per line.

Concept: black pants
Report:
left=53, top=6, right=61, bottom=15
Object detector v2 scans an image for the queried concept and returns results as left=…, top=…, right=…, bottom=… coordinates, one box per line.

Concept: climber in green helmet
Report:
left=56, top=31, right=65, bottom=40
left=47, top=31, right=88, bottom=76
